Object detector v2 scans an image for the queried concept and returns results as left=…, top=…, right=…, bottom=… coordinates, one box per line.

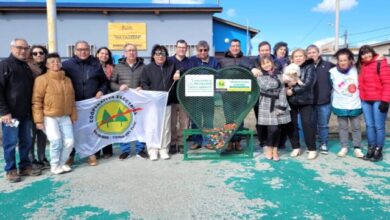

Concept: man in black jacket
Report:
left=62, top=40, right=108, bottom=166
left=219, top=39, right=252, bottom=152
left=306, top=44, right=335, bottom=155
left=140, top=44, right=180, bottom=161
left=0, top=38, right=41, bottom=183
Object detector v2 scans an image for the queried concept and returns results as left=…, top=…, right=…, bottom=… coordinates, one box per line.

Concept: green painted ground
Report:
left=0, top=138, right=389, bottom=219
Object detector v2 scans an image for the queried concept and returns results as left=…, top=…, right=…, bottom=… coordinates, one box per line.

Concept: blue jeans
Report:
left=315, top=104, right=332, bottom=145
left=2, top=117, right=33, bottom=172
left=44, top=116, right=74, bottom=167
left=120, top=141, right=145, bottom=154
left=362, top=101, right=388, bottom=148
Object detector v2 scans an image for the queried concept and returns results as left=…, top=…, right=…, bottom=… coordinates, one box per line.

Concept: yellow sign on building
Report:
left=108, top=23, right=147, bottom=50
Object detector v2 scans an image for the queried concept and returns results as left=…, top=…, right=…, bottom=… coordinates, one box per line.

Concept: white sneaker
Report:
left=337, top=147, right=348, bottom=157
left=307, top=151, right=318, bottom=160
left=159, top=149, right=170, bottom=160
left=61, top=164, right=72, bottom=172
left=51, top=166, right=64, bottom=175
left=353, top=148, right=364, bottom=158
left=149, top=149, right=158, bottom=161
left=290, top=149, right=301, bottom=157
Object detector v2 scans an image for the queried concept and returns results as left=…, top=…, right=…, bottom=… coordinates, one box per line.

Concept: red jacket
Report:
left=358, top=56, right=390, bottom=102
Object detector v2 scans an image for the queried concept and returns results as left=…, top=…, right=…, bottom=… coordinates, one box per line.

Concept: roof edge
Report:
left=213, top=16, right=260, bottom=37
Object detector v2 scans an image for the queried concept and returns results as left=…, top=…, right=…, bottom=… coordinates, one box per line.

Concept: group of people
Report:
left=0, top=37, right=388, bottom=183
left=252, top=41, right=389, bottom=162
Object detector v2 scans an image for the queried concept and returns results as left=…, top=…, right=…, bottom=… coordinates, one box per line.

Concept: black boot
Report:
left=169, top=144, right=177, bottom=154
left=371, top=147, right=383, bottom=162
left=362, top=146, right=375, bottom=161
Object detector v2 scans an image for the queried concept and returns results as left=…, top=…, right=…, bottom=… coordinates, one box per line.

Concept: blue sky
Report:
left=4, top=0, right=390, bottom=54
left=216, top=0, right=390, bottom=53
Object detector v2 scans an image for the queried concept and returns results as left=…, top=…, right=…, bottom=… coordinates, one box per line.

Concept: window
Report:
left=67, top=44, right=96, bottom=57
left=163, top=44, right=196, bottom=57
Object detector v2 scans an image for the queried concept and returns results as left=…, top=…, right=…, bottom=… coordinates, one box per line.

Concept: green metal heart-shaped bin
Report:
left=177, top=66, right=260, bottom=160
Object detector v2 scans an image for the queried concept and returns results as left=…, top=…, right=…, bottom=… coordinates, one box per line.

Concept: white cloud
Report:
left=312, top=0, right=358, bottom=13
left=152, top=0, right=204, bottom=4
left=226, top=8, right=236, bottom=18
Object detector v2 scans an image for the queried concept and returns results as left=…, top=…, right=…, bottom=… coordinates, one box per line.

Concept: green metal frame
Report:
left=183, top=128, right=254, bottom=160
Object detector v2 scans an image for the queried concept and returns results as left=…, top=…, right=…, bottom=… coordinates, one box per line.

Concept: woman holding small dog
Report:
left=286, top=48, right=318, bottom=160
left=257, top=55, right=291, bottom=161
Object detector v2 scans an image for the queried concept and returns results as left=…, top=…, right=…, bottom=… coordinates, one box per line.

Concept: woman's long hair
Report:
left=356, top=45, right=378, bottom=71
left=96, top=47, right=114, bottom=65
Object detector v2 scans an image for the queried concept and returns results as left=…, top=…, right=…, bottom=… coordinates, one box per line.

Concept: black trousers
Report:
left=95, top=145, right=113, bottom=157
left=69, top=145, right=113, bottom=158
left=289, top=104, right=317, bottom=151
left=30, top=127, right=47, bottom=161
left=257, top=125, right=281, bottom=147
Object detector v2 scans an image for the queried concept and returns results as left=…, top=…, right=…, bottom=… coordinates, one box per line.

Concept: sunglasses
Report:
left=154, top=51, right=167, bottom=57
left=199, top=49, right=208, bottom=52
left=32, top=51, right=45, bottom=56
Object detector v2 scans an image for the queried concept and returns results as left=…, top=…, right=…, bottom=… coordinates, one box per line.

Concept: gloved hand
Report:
left=378, top=101, right=389, bottom=113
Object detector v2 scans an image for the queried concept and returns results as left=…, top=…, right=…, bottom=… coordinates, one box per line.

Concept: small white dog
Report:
left=282, top=63, right=304, bottom=87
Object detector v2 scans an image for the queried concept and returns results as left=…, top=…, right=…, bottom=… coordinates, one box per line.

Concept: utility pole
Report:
left=47, top=0, right=57, bottom=52
left=334, top=0, right=340, bottom=52
left=246, top=19, right=250, bottom=56
left=344, top=29, right=348, bottom=48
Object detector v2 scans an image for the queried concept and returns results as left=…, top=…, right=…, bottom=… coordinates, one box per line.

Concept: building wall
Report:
left=213, top=21, right=249, bottom=55
left=0, top=12, right=213, bottom=59
left=372, top=44, right=390, bottom=63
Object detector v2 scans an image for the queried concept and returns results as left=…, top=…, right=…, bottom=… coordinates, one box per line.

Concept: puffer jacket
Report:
left=287, top=59, right=317, bottom=106
left=0, top=54, right=34, bottom=119
left=62, top=55, right=108, bottom=101
left=358, top=55, right=390, bottom=102
left=32, top=70, right=77, bottom=123
left=219, top=51, right=253, bottom=69
left=140, top=60, right=176, bottom=105
left=110, top=57, right=144, bottom=91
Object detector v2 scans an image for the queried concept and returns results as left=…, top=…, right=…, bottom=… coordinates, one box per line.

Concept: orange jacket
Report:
left=32, top=70, right=77, bottom=123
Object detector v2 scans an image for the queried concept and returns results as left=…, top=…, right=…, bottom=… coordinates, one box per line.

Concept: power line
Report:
left=349, top=26, right=390, bottom=36
left=293, top=14, right=328, bottom=48
left=349, top=33, right=390, bottom=45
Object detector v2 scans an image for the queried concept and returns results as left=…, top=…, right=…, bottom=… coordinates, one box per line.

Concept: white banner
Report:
left=73, top=90, right=168, bottom=158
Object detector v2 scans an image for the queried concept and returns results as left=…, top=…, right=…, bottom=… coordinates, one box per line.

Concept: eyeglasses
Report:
left=76, top=48, right=90, bottom=52
left=13, top=46, right=30, bottom=51
left=32, top=51, right=44, bottom=56
left=154, top=51, right=167, bottom=57
left=198, top=49, right=208, bottom=52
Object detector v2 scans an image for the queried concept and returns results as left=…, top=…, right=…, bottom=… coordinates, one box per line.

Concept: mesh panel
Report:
left=177, top=66, right=260, bottom=151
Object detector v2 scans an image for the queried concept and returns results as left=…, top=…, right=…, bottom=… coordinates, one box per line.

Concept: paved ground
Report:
left=0, top=136, right=389, bottom=219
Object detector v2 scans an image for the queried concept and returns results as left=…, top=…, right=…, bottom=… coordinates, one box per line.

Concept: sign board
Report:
left=185, top=75, right=214, bottom=97
left=108, top=23, right=147, bottom=50
left=216, top=79, right=251, bottom=92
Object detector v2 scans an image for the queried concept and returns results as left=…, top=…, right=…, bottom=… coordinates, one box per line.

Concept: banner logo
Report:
left=90, top=95, right=142, bottom=138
